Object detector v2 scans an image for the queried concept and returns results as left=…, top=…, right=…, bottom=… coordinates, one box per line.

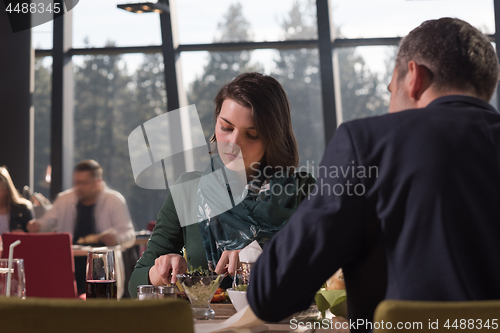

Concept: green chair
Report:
left=0, top=297, right=194, bottom=333
left=374, top=300, right=500, bottom=332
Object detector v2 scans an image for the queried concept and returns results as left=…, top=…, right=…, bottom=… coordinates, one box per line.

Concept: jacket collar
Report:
left=69, top=182, right=109, bottom=206
left=427, top=94, right=499, bottom=115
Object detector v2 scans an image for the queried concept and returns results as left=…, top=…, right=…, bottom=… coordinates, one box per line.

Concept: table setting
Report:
left=188, top=241, right=349, bottom=333
left=1, top=238, right=349, bottom=333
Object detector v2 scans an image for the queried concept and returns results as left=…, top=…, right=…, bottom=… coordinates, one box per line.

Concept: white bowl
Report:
left=226, top=288, right=248, bottom=312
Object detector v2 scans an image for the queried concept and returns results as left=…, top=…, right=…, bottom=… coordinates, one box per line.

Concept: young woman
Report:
left=128, top=72, right=315, bottom=297
left=0, top=167, right=33, bottom=234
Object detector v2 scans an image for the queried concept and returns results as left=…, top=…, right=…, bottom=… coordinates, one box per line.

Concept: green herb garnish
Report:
left=234, top=284, right=248, bottom=292
left=188, top=266, right=216, bottom=276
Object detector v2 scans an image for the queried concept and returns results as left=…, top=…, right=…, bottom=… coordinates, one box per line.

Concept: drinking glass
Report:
left=86, top=250, right=117, bottom=299
left=0, top=258, right=26, bottom=298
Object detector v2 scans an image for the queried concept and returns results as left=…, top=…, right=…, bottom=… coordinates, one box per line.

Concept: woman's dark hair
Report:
left=211, top=72, right=299, bottom=170
left=395, top=17, right=499, bottom=101
left=0, top=166, right=32, bottom=209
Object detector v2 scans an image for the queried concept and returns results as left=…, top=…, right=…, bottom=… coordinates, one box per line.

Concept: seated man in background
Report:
left=247, top=18, right=500, bottom=332
left=28, top=159, right=136, bottom=294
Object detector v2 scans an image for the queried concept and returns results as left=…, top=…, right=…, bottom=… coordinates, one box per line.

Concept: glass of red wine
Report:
left=86, top=250, right=117, bottom=299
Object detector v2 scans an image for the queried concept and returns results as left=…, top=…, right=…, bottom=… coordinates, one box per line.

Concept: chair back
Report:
left=1, top=232, right=77, bottom=298
left=374, top=300, right=500, bottom=332
left=0, top=297, right=194, bottom=333
left=147, top=221, right=156, bottom=231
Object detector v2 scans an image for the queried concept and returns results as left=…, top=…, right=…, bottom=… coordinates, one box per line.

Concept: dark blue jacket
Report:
left=247, top=95, right=500, bottom=332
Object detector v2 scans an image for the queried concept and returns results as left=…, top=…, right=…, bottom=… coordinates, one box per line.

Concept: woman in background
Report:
left=0, top=167, right=33, bottom=234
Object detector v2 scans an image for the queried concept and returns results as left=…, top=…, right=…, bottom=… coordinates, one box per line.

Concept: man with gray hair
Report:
left=247, top=18, right=500, bottom=332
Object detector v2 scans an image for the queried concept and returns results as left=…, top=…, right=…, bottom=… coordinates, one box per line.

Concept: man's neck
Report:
left=80, top=198, right=96, bottom=206
left=416, top=89, right=479, bottom=109
left=79, top=186, right=103, bottom=206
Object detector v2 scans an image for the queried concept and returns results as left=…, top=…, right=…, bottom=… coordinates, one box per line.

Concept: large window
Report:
left=336, top=46, right=397, bottom=123
left=180, top=1, right=324, bottom=167
left=182, top=48, right=324, bottom=168
left=331, top=0, right=495, bottom=38
left=176, top=0, right=317, bottom=44
left=33, top=57, right=52, bottom=198
left=72, top=53, right=167, bottom=229
left=32, top=20, right=52, bottom=49
left=72, top=0, right=161, bottom=48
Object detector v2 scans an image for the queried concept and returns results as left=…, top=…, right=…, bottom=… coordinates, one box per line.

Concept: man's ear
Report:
left=406, top=61, right=431, bottom=100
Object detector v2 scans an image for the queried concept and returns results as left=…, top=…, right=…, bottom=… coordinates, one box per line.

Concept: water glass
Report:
left=0, top=259, right=26, bottom=298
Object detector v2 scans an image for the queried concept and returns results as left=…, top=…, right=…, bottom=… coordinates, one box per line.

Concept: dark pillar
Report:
left=51, top=6, right=73, bottom=199
left=0, top=3, right=33, bottom=190
left=316, top=0, right=338, bottom=144
left=159, top=0, right=186, bottom=182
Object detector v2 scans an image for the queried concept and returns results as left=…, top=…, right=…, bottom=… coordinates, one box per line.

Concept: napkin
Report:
left=239, top=241, right=262, bottom=263
left=195, top=305, right=267, bottom=333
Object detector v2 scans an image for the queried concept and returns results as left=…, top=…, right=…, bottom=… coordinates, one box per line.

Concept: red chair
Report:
left=1, top=232, right=78, bottom=298
left=136, top=221, right=156, bottom=258
left=147, top=221, right=156, bottom=231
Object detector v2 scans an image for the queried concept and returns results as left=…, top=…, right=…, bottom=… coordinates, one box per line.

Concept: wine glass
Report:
left=0, top=258, right=26, bottom=299
left=86, top=250, right=117, bottom=299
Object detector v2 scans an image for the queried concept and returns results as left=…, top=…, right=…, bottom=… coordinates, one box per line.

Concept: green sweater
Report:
left=128, top=170, right=316, bottom=298
left=128, top=172, right=207, bottom=298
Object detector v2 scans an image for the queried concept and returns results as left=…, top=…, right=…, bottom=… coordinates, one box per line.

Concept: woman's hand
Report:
left=99, top=233, right=117, bottom=246
left=149, top=253, right=187, bottom=286
left=215, top=250, right=242, bottom=276
left=26, top=220, right=40, bottom=233
left=31, top=192, right=51, bottom=207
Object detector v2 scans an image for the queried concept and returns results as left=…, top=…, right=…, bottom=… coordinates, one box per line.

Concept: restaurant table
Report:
left=71, top=238, right=148, bottom=256
left=134, top=237, right=149, bottom=246
left=196, top=303, right=350, bottom=333
left=135, top=231, right=152, bottom=247
left=133, top=234, right=151, bottom=259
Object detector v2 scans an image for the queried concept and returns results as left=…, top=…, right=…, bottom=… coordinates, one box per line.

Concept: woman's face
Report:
left=215, top=99, right=265, bottom=177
